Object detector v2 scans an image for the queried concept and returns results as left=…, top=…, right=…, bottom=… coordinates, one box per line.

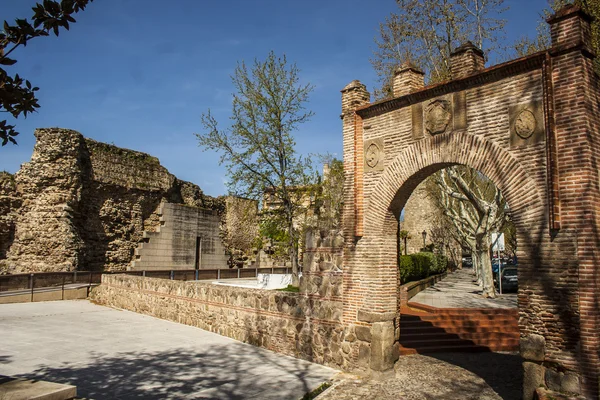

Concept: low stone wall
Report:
left=91, top=274, right=361, bottom=371
left=399, top=272, right=447, bottom=307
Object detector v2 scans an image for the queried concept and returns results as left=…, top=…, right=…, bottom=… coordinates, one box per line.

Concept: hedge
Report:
left=399, top=252, right=448, bottom=284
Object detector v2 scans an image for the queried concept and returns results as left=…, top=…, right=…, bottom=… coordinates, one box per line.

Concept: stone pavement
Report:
left=0, top=300, right=337, bottom=399
left=318, top=352, right=522, bottom=400
left=410, top=267, right=518, bottom=309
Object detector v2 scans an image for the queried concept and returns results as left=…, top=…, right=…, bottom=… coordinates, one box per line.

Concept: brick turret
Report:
left=450, top=41, right=485, bottom=79
left=393, top=62, right=425, bottom=97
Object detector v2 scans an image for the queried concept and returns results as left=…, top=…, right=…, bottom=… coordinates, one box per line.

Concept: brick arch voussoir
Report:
left=364, top=131, right=544, bottom=239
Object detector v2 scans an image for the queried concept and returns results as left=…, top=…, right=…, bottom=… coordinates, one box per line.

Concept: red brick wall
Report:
left=342, top=6, right=598, bottom=398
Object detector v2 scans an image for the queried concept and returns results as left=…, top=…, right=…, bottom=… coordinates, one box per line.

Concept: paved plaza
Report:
left=0, top=270, right=523, bottom=399
left=0, top=300, right=337, bottom=399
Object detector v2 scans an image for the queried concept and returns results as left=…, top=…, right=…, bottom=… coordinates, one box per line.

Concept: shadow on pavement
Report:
left=15, top=342, right=327, bottom=400
left=429, top=352, right=523, bottom=400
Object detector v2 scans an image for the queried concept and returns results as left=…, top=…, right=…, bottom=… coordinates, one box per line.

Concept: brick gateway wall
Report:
left=341, top=6, right=599, bottom=399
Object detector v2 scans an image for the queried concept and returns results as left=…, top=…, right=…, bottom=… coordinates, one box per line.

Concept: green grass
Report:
left=277, top=285, right=300, bottom=292
left=301, top=382, right=332, bottom=400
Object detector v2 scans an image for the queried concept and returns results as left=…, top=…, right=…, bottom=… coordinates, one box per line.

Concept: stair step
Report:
left=401, top=336, right=518, bottom=347
left=400, top=320, right=518, bottom=330
left=401, top=332, right=518, bottom=342
left=399, top=344, right=492, bottom=355
left=406, top=303, right=517, bottom=317
left=401, top=314, right=517, bottom=322
left=399, top=342, right=518, bottom=355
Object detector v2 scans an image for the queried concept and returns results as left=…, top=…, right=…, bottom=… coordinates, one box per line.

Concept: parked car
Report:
left=462, top=256, right=473, bottom=268
left=495, top=266, right=518, bottom=292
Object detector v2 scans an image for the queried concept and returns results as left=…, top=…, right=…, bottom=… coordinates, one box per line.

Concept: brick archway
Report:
left=364, top=131, right=542, bottom=236
left=340, top=6, right=599, bottom=398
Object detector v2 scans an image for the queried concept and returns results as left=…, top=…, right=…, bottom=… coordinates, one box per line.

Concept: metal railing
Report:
left=0, top=266, right=300, bottom=298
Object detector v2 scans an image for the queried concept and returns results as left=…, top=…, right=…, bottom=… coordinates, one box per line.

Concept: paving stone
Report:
left=0, top=300, right=336, bottom=400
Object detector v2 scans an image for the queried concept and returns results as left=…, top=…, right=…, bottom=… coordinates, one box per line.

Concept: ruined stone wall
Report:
left=3, top=130, right=88, bottom=273
left=222, top=196, right=259, bottom=267
left=0, top=172, right=21, bottom=268
left=400, top=182, right=435, bottom=254
left=132, top=202, right=228, bottom=270
left=0, top=128, right=235, bottom=273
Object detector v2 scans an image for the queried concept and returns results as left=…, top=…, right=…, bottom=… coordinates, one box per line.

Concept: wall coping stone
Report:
left=357, top=310, right=396, bottom=323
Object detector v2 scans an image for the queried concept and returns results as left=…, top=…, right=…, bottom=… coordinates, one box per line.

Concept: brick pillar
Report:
left=341, top=80, right=370, bottom=242
left=546, top=5, right=599, bottom=399
left=450, top=41, right=485, bottom=79
left=548, top=4, right=593, bottom=49
left=392, top=62, right=425, bottom=97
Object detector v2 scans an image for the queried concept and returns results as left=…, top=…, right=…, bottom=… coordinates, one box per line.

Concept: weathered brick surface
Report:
left=342, top=5, right=598, bottom=398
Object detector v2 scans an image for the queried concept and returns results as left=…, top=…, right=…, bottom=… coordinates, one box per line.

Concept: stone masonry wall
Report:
left=0, top=172, right=21, bottom=267
left=3, top=129, right=88, bottom=272
left=91, top=228, right=383, bottom=375
left=132, top=202, right=228, bottom=270
left=0, top=128, right=234, bottom=273
left=90, top=274, right=358, bottom=371
left=400, top=181, right=435, bottom=254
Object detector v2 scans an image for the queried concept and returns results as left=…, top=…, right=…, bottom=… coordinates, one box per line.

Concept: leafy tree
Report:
left=371, top=0, right=507, bottom=97
left=0, top=0, right=94, bottom=146
left=196, top=51, right=314, bottom=286
left=399, top=230, right=411, bottom=256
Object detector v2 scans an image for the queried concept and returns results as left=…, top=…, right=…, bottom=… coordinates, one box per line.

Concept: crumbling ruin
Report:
left=0, top=128, right=255, bottom=274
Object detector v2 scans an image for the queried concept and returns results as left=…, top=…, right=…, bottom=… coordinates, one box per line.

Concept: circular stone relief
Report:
left=515, top=109, right=536, bottom=139
left=366, top=143, right=380, bottom=168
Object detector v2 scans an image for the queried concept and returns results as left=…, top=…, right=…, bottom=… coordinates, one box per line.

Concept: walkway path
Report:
left=320, top=268, right=522, bottom=399
left=319, top=352, right=522, bottom=400
left=410, top=267, right=517, bottom=309
left=0, top=300, right=336, bottom=399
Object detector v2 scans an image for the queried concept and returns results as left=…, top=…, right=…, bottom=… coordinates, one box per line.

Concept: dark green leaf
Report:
left=0, top=58, right=17, bottom=66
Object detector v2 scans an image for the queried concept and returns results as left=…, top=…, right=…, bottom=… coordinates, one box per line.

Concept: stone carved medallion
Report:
left=364, top=138, right=384, bottom=171
left=514, top=109, right=537, bottom=139
left=365, top=143, right=380, bottom=168
left=425, top=99, right=452, bottom=135
left=509, top=101, right=545, bottom=148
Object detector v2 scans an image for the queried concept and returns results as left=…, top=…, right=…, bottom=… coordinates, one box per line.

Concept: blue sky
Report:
left=1, top=0, right=549, bottom=196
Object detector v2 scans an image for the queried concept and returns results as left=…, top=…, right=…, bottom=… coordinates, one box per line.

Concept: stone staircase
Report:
left=399, top=304, right=519, bottom=355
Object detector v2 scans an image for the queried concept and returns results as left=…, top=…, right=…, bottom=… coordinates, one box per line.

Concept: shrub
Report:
left=399, top=255, right=415, bottom=283
left=399, top=252, right=449, bottom=284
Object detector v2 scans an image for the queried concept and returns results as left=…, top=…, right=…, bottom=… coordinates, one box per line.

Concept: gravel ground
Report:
left=318, top=352, right=523, bottom=400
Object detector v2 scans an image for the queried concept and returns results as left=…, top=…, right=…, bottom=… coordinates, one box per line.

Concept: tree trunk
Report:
left=404, top=237, right=408, bottom=255
left=471, top=248, right=482, bottom=286
left=476, top=235, right=496, bottom=298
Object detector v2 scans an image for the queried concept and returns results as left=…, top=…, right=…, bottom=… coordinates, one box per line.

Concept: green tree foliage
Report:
left=197, top=51, right=314, bottom=285
left=0, top=0, right=94, bottom=146
left=399, top=229, right=410, bottom=256
left=399, top=252, right=448, bottom=284
left=371, top=0, right=507, bottom=97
